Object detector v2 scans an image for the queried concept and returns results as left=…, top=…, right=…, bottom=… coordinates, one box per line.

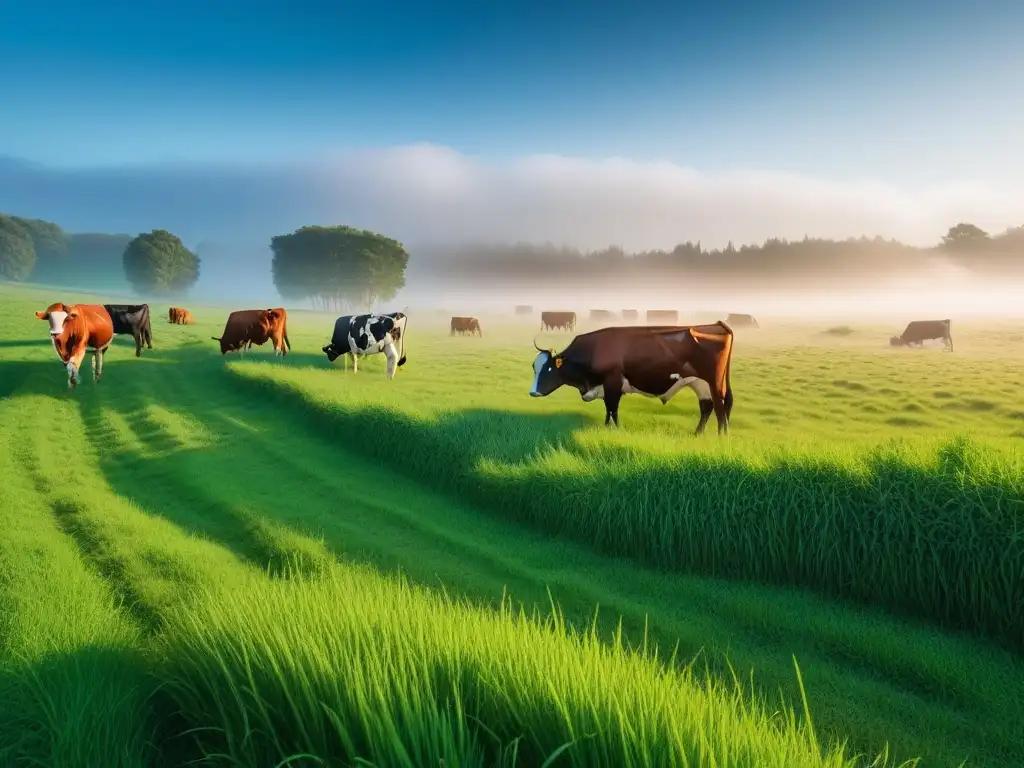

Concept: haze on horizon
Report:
left=2, top=0, right=1022, bottom=316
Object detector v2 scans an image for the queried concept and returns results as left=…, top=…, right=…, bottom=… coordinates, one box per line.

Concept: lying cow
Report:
left=529, top=322, right=735, bottom=434
left=49, top=304, right=115, bottom=389
left=322, top=312, right=408, bottom=378
left=450, top=316, right=482, bottom=337
left=103, top=303, right=152, bottom=357
left=890, top=319, right=953, bottom=352
left=212, top=308, right=291, bottom=356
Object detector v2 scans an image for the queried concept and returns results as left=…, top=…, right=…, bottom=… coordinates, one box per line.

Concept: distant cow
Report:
left=646, top=309, right=678, bottom=323
left=48, top=304, right=115, bottom=389
left=322, top=312, right=408, bottom=378
left=589, top=309, right=617, bottom=322
left=621, top=309, right=639, bottom=322
left=169, top=307, right=195, bottom=324
left=726, top=313, right=759, bottom=328
left=515, top=305, right=533, bottom=316
left=529, top=322, right=735, bottom=434
left=212, top=308, right=291, bottom=356
left=450, top=316, right=482, bottom=337
left=103, top=303, right=153, bottom=357
left=890, top=319, right=953, bottom=352
left=541, top=311, right=577, bottom=332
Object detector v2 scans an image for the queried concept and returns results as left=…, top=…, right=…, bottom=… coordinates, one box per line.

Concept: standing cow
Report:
left=890, top=319, right=953, bottom=352
left=321, top=312, right=408, bottom=378
left=540, top=311, right=577, bottom=332
left=49, top=304, right=115, bottom=389
left=450, top=316, right=482, bottom=337
left=103, top=303, right=153, bottom=357
left=529, top=322, right=735, bottom=434
left=213, top=308, right=291, bottom=356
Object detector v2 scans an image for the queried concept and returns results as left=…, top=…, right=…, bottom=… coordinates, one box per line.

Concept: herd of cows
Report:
left=29, top=299, right=954, bottom=434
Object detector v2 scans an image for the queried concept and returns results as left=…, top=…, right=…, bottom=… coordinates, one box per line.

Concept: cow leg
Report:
left=352, top=354, right=359, bottom=374
left=694, top=399, right=713, bottom=435
left=711, top=390, right=729, bottom=435
left=384, top=343, right=399, bottom=379
left=602, top=374, right=623, bottom=427
left=91, top=351, right=98, bottom=382
left=134, top=331, right=143, bottom=357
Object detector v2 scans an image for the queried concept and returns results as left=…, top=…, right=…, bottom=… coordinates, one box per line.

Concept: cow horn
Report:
left=211, top=337, right=221, bottom=342
left=532, top=335, right=544, bottom=352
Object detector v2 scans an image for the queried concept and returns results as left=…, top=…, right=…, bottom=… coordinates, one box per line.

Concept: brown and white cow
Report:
left=212, top=308, right=291, bottom=356
left=540, top=310, right=576, bottom=332
left=47, top=304, right=115, bottom=389
left=35, top=302, right=75, bottom=355
left=450, top=316, right=482, bottom=337
left=529, top=322, right=735, bottom=434
left=890, top=319, right=953, bottom=351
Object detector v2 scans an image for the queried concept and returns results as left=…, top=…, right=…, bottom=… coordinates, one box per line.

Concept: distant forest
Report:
left=2, top=209, right=1022, bottom=294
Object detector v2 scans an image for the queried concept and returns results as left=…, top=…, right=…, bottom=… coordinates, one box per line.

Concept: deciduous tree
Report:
left=122, top=229, right=201, bottom=295
left=0, top=214, right=36, bottom=282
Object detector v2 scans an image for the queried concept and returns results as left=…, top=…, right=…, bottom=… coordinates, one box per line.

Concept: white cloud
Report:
left=314, top=143, right=1024, bottom=251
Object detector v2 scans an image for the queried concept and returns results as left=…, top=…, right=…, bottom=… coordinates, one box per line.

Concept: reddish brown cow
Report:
left=47, top=304, right=115, bottom=389
left=213, top=308, right=291, bottom=356
left=540, top=311, right=576, bottom=331
left=169, top=307, right=195, bottom=324
left=450, top=316, right=482, bottom=336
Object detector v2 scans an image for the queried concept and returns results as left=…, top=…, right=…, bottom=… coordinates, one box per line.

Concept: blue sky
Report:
left=1, top=0, right=1023, bottom=251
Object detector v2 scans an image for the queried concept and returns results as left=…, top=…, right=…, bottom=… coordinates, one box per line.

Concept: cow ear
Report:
left=34, top=311, right=46, bottom=319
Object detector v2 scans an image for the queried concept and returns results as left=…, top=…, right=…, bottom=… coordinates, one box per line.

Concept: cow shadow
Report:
left=0, top=338, right=53, bottom=349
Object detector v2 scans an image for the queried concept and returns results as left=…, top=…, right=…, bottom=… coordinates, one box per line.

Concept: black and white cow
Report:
left=103, top=303, right=153, bottom=357
left=321, top=312, right=408, bottom=379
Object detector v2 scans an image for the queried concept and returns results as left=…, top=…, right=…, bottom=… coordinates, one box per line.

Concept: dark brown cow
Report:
left=48, top=304, right=115, bottom=389
left=514, top=305, right=533, bottom=316
left=540, top=311, right=577, bottom=332
left=890, top=319, right=953, bottom=351
left=589, top=309, right=617, bottom=322
left=450, top=316, right=482, bottom=337
left=212, top=308, right=291, bottom=356
left=621, top=309, right=639, bottom=322
left=169, top=307, right=195, bottom=324
left=726, top=313, right=759, bottom=328
left=529, top=322, right=735, bottom=434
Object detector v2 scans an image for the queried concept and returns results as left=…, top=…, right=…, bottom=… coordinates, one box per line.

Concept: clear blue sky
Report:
left=2, top=0, right=1022, bottom=184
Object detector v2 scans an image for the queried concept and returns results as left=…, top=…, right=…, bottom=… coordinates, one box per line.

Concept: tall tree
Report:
left=122, top=229, right=201, bottom=295
left=270, top=225, right=409, bottom=311
left=10, top=216, right=69, bottom=280
left=941, top=222, right=990, bottom=252
left=0, top=214, right=37, bottom=282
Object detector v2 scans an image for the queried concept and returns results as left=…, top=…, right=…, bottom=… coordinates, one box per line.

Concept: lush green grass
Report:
left=1, top=281, right=1023, bottom=766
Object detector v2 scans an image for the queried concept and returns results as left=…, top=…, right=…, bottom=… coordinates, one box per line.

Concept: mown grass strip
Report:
left=229, top=363, right=1024, bottom=653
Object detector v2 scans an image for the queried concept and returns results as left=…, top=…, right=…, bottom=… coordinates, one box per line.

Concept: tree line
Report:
left=3, top=208, right=1021, bottom=304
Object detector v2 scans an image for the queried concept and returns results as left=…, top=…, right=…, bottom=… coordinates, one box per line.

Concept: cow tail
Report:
left=284, top=329, right=292, bottom=350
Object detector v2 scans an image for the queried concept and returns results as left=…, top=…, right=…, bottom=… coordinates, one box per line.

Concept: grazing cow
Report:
left=103, top=303, right=152, bottom=357
left=589, top=309, right=617, bottom=322
left=621, top=309, right=639, bottom=322
left=726, top=313, right=759, bottom=328
left=540, top=311, right=577, bottom=332
left=646, top=309, right=678, bottom=323
left=212, top=308, right=291, bottom=356
left=515, top=305, right=533, bottom=316
left=169, top=307, right=195, bottom=325
left=49, top=305, right=115, bottom=389
left=321, top=312, right=409, bottom=378
left=529, top=322, right=735, bottom=434
left=890, top=319, right=953, bottom=351
left=450, top=316, right=482, bottom=337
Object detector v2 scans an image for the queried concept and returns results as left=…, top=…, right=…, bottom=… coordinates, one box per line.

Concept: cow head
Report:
left=35, top=302, right=72, bottom=336
left=530, top=339, right=567, bottom=397
left=322, top=343, right=342, bottom=362
left=889, top=335, right=904, bottom=347
left=53, top=310, right=86, bottom=387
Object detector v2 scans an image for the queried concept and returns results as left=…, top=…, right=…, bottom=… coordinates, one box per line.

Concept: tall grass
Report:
left=233, top=365, right=1024, bottom=652
left=157, top=562, right=895, bottom=767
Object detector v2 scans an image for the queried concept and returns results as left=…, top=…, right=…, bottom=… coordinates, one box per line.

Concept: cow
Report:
left=621, top=309, right=639, bottom=322
left=35, top=302, right=76, bottom=355
left=212, top=308, right=291, bottom=357
left=515, top=305, right=533, bottom=316
left=103, top=303, right=152, bottom=357
left=589, top=309, right=617, bottom=323
left=321, top=311, right=408, bottom=378
left=541, top=311, right=577, bottom=332
left=726, top=313, right=759, bottom=328
left=48, top=304, right=115, bottom=389
left=169, top=307, right=195, bottom=325
left=450, top=316, right=482, bottom=337
left=890, top=319, right=953, bottom=352
left=646, top=309, right=678, bottom=323
left=529, top=322, right=735, bottom=435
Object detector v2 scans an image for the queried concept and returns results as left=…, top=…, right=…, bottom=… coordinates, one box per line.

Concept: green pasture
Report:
left=0, top=282, right=1021, bottom=767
